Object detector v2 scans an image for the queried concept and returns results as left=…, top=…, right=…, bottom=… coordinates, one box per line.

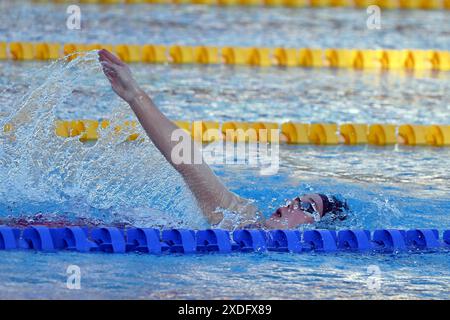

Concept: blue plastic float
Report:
left=0, top=226, right=448, bottom=255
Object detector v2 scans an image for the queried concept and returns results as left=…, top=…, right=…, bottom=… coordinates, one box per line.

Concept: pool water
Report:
left=1, top=1, right=449, bottom=49
left=0, top=249, right=448, bottom=299
left=0, top=1, right=449, bottom=299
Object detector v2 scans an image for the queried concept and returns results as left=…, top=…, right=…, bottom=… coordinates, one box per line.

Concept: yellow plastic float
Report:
left=425, top=125, right=450, bottom=147
left=114, top=44, right=142, bottom=63
left=299, top=49, right=323, bottom=68
left=174, top=120, right=191, bottom=133
left=329, top=0, right=352, bottom=6
left=3, top=123, right=13, bottom=133
left=398, top=124, right=428, bottom=146
left=192, top=0, right=216, bottom=4
left=222, top=47, right=251, bottom=65
left=142, top=45, right=167, bottom=63
left=169, top=45, right=194, bottom=64
left=308, top=124, right=339, bottom=145
left=431, top=51, right=450, bottom=71
left=115, top=120, right=140, bottom=141
left=445, top=0, right=450, bottom=9
left=379, top=50, right=408, bottom=69
left=273, top=48, right=299, bottom=67
left=224, top=47, right=268, bottom=66
left=353, top=50, right=382, bottom=69
left=250, top=122, right=280, bottom=142
left=280, top=122, right=309, bottom=144
left=63, top=43, right=87, bottom=60
left=194, top=46, right=220, bottom=64
left=368, top=124, right=397, bottom=145
left=35, top=43, right=61, bottom=60
left=55, top=120, right=87, bottom=138
left=310, top=0, right=330, bottom=7
left=325, top=49, right=360, bottom=68
left=221, top=121, right=256, bottom=142
left=216, top=0, right=239, bottom=5
left=9, top=42, right=35, bottom=60
left=283, top=0, right=308, bottom=6
left=247, top=48, right=272, bottom=67
left=399, top=0, right=422, bottom=9
left=239, top=0, right=262, bottom=5
left=339, top=124, right=368, bottom=145
left=419, top=0, right=441, bottom=9
left=404, top=50, right=435, bottom=70
left=0, top=42, right=8, bottom=59
left=354, top=0, right=374, bottom=7
left=191, top=121, right=222, bottom=142
left=79, top=120, right=101, bottom=142
left=375, top=0, right=399, bottom=9
left=263, top=0, right=286, bottom=6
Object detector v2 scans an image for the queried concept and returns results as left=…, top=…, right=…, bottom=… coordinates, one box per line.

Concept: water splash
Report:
left=0, top=51, right=207, bottom=229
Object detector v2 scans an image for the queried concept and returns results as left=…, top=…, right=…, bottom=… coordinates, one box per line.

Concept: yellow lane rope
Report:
left=1, top=42, right=449, bottom=71
left=5, top=120, right=448, bottom=147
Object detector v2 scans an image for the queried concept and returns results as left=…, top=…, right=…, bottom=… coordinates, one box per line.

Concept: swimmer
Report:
left=98, top=49, right=348, bottom=229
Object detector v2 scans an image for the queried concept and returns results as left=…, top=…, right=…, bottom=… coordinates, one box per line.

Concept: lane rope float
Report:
left=0, top=225, right=449, bottom=254
left=30, top=0, right=450, bottom=10
left=1, top=42, right=450, bottom=71
left=8, top=120, right=448, bottom=147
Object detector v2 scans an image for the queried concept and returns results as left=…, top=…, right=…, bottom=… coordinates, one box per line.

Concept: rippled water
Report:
left=0, top=1, right=449, bottom=299
left=0, top=53, right=208, bottom=230
left=1, top=1, right=449, bottom=49
left=0, top=250, right=449, bottom=299
left=2, top=62, right=449, bottom=123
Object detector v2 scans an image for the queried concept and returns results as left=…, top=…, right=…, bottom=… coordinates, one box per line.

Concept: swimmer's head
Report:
left=264, top=193, right=348, bottom=229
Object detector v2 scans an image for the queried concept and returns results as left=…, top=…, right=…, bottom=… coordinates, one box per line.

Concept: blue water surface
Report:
left=0, top=1, right=449, bottom=300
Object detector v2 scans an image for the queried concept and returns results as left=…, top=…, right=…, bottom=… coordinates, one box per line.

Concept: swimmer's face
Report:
left=264, top=193, right=325, bottom=229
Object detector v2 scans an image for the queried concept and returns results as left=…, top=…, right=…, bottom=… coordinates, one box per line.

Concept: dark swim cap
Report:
left=318, top=194, right=349, bottom=220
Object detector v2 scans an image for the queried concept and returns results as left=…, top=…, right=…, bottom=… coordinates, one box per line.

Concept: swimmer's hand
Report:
left=98, top=49, right=142, bottom=103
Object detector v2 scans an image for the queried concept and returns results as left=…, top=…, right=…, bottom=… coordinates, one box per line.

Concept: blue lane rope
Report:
left=0, top=226, right=449, bottom=254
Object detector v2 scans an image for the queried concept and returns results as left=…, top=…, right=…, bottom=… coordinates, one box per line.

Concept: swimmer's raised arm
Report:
left=98, top=49, right=258, bottom=226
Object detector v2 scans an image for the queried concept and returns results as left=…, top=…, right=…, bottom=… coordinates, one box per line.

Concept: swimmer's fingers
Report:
left=100, top=63, right=119, bottom=85
left=99, top=58, right=115, bottom=68
left=98, top=49, right=125, bottom=66
left=100, top=60, right=115, bottom=72
left=104, top=71, right=119, bottom=89
left=104, top=71, right=116, bottom=83
left=100, top=61, right=118, bottom=77
left=104, top=71, right=118, bottom=86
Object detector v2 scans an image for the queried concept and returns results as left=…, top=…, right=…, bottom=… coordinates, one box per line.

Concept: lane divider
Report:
left=1, top=42, right=450, bottom=71
left=30, top=0, right=450, bottom=10
left=0, top=225, right=448, bottom=254
left=28, top=120, right=450, bottom=147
